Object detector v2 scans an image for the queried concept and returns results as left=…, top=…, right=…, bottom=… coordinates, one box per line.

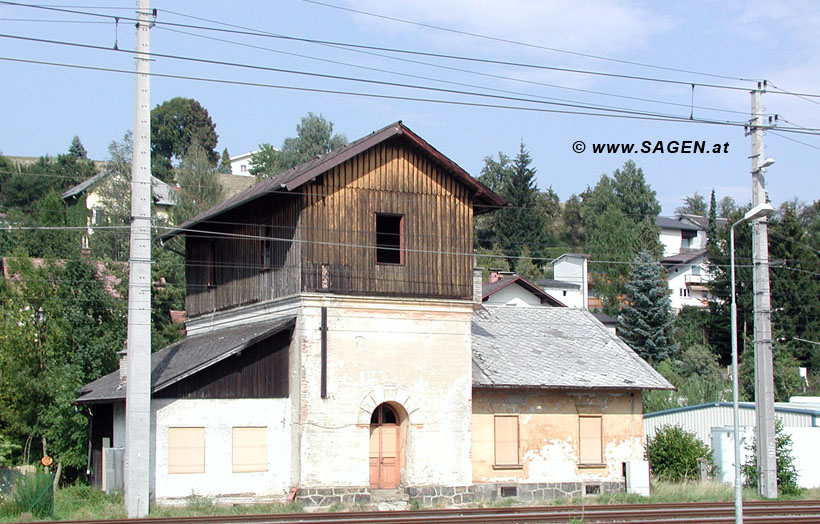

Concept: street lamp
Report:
left=730, top=201, right=776, bottom=524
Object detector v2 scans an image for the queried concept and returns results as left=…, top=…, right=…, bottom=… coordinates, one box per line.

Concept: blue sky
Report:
left=1, top=0, right=818, bottom=214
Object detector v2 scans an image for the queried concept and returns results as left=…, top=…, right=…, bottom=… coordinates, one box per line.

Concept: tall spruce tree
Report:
left=618, top=250, right=679, bottom=365
left=68, top=136, right=87, bottom=159
left=707, top=189, right=718, bottom=254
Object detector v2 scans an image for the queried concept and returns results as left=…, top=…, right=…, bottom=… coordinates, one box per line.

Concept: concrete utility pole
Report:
left=124, top=0, right=152, bottom=517
left=749, top=82, right=778, bottom=499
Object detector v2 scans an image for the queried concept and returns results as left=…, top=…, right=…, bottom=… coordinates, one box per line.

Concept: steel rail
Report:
left=25, top=500, right=820, bottom=524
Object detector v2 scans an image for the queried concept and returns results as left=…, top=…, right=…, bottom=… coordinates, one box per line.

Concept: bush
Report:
left=741, top=419, right=801, bottom=495
left=647, top=424, right=713, bottom=481
left=12, top=470, right=53, bottom=518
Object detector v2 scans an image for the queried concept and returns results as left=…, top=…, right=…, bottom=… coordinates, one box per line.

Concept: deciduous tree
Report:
left=151, top=97, right=219, bottom=182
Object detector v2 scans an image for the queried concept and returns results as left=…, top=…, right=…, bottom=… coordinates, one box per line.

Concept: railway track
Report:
left=27, top=499, right=820, bottom=524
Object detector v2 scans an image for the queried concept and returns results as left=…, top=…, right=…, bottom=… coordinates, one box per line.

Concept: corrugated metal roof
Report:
left=76, top=317, right=295, bottom=404
left=471, top=306, right=672, bottom=390
left=160, top=121, right=506, bottom=240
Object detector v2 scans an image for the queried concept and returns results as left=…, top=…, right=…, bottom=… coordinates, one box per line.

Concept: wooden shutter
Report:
left=494, top=415, right=519, bottom=466
left=168, top=427, right=205, bottom=474
left=232, top=427, right=268, bottom=473
left=579, top=416, right=603, bottom=464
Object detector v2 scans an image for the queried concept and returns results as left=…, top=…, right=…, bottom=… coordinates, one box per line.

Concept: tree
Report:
left=618, top=250, right=678, bottom=365
left=561, top=194, right=585, bottom=249
left=16, top=190, right=84, bottom=259
left=492, top=143, right=549, bottom=271
left=90, top=133, right=132, bottom=261
left=0, top=258, right=125, bottom=478
left=218, top=146, right=232, bottom=174
left=706, top=189, right=718, bottom=255
left=718, top=195, right=736, bottom=217
left=68, top=136, right=87, bottom=159
left=742, top=419, right=801, bottom=495
left=251, top=113, right=347, bottom=179
left=151, top=97, right=219, bottom=182
left=173, top=141, right=225, bottom=224
left=581, top=161, right=662, bottom=314
left=676, top=192, right=707, bottom=216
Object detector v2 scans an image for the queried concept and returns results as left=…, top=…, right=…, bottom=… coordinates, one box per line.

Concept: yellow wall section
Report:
left=472, top=389, right=645, bottom=484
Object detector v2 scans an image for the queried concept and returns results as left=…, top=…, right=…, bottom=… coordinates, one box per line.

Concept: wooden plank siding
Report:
left=154, top=328, right=291, bottom=399
left=185, top=195, right=301, bottom=317
left=185, top=138, right=476, bottom=317
left=300, top=139, right=474, bottom=299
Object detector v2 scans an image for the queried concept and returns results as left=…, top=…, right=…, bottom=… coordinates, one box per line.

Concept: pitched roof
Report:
left=679, top=214, right=729, bottom=230
left=662, top=248, right=707, bottom=270
left=160, top=121, right=506, bottom=240
left=537, top=278, right=580, bottom=289
left=76, top=317, right=295, bottom=404
left=482, top=275, right=566, bottom=306
left=655, top=216, right=701, bottom=231
left=62, top=170, right=177, bottom=206
left=471, top=306, right=672, bottom=390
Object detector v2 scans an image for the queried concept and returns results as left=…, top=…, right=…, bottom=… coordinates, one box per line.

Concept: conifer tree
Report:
left=618, top=250, right=679, bottom=365
left=68, top=135, right=87, bottom=159
left=218, top=147, right=231, bottom=174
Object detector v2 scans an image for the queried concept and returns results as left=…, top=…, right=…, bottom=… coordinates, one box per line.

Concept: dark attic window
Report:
left=376, top=213, right=403, bottom=265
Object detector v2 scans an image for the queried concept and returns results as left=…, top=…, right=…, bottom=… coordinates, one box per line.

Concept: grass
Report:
left=1, top=481, right=819, bottom=521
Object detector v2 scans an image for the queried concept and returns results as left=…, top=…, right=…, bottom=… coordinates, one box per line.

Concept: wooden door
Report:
left=369, top=404, right=400, bottom=489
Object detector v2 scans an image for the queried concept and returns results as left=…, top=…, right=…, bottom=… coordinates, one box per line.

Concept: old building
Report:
left=77, top=121, right=669, bottom=506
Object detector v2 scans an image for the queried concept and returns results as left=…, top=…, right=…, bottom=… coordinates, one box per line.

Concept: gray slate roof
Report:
left=662, top=248, right=707, bottom=270
left=655, top=216, right=701, bottom=231
left=471, top=306, right=672, bottom=390
left=76, top=317, right=295, bottom=404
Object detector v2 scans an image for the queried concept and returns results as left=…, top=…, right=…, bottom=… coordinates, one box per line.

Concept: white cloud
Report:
left=342, top=0, right=674, bottom=61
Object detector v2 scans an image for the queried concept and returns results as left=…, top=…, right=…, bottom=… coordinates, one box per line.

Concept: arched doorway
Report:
left=369, top=403, right=403, bottom=489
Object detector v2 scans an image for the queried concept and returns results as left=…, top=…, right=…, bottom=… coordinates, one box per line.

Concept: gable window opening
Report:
left=376, top=213, right=404, bottom=265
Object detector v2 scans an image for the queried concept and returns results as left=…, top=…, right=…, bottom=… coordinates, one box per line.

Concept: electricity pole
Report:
left=124, top=0, right=152, bottom=517
left=749, top=82, right=778, bottom=499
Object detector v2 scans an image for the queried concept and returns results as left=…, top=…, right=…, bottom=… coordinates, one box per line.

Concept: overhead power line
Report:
left=300, top=0, right=755, bottom=83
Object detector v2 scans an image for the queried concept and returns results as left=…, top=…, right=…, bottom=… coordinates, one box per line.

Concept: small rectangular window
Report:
left=260, top=223, right=272, bottom=270
left=232, top=427, right=267, bottom=473
left=579, top=416, right=602, bottom=464
left=168, top=427, right=205, bottom=474
left=494, top=415, right=519, bottom=466
left=376, top=214, right=404, bottom=265
left=692, top=265, right=701, bottom=276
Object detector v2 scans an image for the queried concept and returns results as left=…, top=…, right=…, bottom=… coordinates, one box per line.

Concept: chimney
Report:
left=488, top=268, right=504, bottom=284
left=118, top=348, right=128, bottom=384
left=473, top=267, right=483, bottom=304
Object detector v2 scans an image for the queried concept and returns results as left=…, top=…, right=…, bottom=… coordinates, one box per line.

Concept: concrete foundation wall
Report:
left=472, top=389, right=643, bottom=484
left=151, top=398, right=291, bottom=500
left=296, top=295, right=474, bottom=488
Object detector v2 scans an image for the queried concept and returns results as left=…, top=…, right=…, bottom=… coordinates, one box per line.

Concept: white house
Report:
left=661, top=248, right=709, bottom=310
left=228, top=150, right=259, bottom=176
left=540, top=253, right=588, bottom=308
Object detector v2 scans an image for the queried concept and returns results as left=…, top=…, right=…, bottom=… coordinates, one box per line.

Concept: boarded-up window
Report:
left=494, top=415, right=519, bottom=466
left=579, top=416, right=603, bottom=464
left=232, top=427, right=267, bottom=473
left=168, top=427, right=205, bottom=474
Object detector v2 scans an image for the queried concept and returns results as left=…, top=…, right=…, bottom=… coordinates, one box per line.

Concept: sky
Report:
left=1, top=0, right=819, bottom=214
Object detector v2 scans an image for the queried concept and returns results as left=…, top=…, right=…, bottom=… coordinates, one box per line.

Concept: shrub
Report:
left=647, top=424, right=713, bottom=481
left=741, top=419, right=801, bottom=495
left=13, top=470, right=53, bottom=518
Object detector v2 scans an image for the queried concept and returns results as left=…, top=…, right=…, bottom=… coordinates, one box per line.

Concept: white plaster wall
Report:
left=667, top=262, right=708, bottom=310
left=151, top=398, right=291, bottom=500
left=296, top=295, right=474, bottom=488
left=484, top=283, right=541, bottom=307
left=544, top=287, right=583, bottom=308
left=229, top=151, right=257, bottom=176
left=659, top=229, right=682, bottom=257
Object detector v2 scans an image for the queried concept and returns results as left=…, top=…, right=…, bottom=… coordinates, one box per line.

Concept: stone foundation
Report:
left=295, top=487, right=371, bottom=507
left=296, top=481, right=624, bottom=508
left=408, top=481, right=624, bottom=506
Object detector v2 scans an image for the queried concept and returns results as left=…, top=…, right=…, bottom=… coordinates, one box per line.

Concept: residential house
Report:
left=228, top=150, right=259, bottom=177
left=77, top=122, right=669, bottom=505
left=540, top=253, right=588, bottom=308
left=482, top=272, right=565, bottom=307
